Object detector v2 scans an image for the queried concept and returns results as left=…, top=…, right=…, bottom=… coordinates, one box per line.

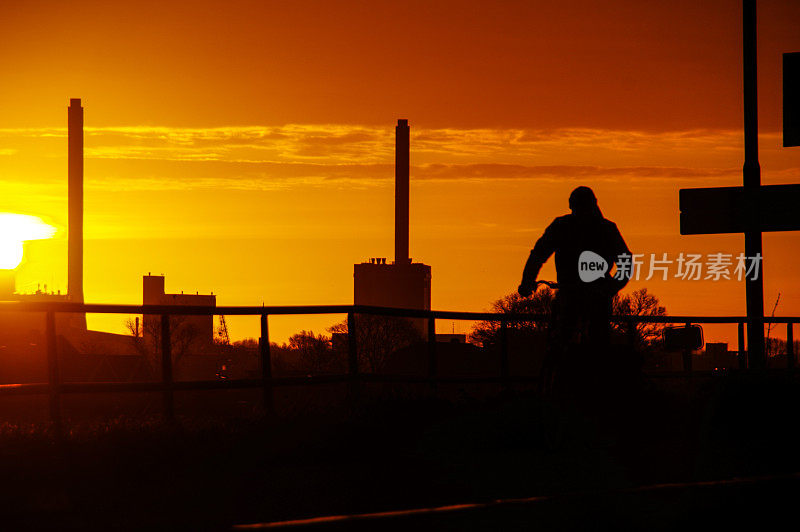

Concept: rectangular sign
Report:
left=785, top=52, right=800, bottom=147
left=680, top=184, right=800, bottom=235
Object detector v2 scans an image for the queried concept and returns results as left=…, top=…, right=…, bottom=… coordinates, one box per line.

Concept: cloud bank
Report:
left=0, top=125, right=794, bottom=191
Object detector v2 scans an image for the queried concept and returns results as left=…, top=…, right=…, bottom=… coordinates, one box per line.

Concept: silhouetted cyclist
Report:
left=518, top=186, right=630, bottom=349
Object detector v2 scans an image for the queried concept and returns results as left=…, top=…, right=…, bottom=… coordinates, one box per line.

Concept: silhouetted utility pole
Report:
left=680, top=1, right=789, bottom=369
left=742, top=0, right=765, bottom=368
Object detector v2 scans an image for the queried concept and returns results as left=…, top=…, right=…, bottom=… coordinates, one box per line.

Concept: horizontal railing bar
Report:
left=0, top=376, right=354, bottom=396
left=360, top=374, right=541, bottom=384
left=1, top=301, right=798, bottom=323
left=63, top=381, right=164, bottom=393
left=0, top=383, right=50, bottom=395
left=0, top=302, right=355, bottom=316
left=2, top=369, right=796, bottom=397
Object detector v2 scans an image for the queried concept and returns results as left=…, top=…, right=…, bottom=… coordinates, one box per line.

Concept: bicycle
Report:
left=532, top=280, right=611, bottom=450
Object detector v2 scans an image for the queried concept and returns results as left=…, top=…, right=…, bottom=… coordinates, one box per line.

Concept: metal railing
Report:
left=0, top=301, right=797, bottom=425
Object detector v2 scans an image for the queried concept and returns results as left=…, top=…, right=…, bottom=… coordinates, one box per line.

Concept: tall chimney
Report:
left=395, top=119, right=410, bottom=265
left=68, top=98, right=84, bottom=304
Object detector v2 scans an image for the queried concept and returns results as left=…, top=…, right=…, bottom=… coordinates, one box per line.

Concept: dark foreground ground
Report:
left=1, top=373, right=799, bottom=531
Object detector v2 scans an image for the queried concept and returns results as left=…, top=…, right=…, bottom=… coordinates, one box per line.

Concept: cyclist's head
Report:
left=569, top=186, right=601, bottom=217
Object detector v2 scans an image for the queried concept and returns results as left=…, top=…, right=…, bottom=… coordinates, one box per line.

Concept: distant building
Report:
left=0, top=277, right=80, bottom=349
left=696, top=342, right=737, bottom=370
left=0, top=101, right=222, bottom=383
left=354, top=258, right=431, bottom=336
left=142, top=274, right=216, bottom=353
left=435, top=333, right=467, bottom=344
left=0, top=283, right=137, bottom=384
left=353, top=120, right=432, bottom=339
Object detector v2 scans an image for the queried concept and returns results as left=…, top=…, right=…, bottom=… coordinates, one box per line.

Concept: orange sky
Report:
left=1, top=0, right=800, bottom=345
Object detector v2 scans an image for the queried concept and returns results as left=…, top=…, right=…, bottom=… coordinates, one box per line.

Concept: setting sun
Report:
left=0, top=213, right=56, bottom=270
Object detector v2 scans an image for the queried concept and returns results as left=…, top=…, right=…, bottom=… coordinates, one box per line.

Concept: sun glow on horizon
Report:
left=0, top=213, right=57, bottom=270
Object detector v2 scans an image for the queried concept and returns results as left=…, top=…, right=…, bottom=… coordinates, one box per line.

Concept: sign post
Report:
left=680, top=1, right=800, bottom=369
left=784, top=52, right=800, bottom=147
left=741, top=0, right=765, bottom=369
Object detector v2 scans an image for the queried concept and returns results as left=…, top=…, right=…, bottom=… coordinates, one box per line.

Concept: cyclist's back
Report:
left=518, top=187, right=630, bottom=348
left=532, top=213, right=627, bottom=291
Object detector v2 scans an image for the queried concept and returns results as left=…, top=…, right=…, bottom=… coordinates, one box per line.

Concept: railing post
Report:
left=738, top=321, right=747, bottom=370
left=787, top=322, right=795, bottom=370
left=500, top=318, right=509, bottom=389
left=626, top=318, right=637, bottom=351
left=427, top=315, right=437, bottom=391
left=161, top=314, right=174, bottom=421
left=259, top=313, right=274, bottom=415
left=46, top=311, right=62, bottom=429
left=681, top=321, right=693, bottom=373
left=347, top=311, right=359, bottom=407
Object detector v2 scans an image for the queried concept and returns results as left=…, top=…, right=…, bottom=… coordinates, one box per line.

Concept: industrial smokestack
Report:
left=68, top=98, right=83, bottom=304
left=395, top=119, right=410, bottom=265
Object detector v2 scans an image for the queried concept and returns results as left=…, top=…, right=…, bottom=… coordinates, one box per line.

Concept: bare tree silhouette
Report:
left=469, top=287, right=555, bottom=348
left=611, top=288, right=667, bottom=349
left=329, top=315, right=421, bottom=373
left=288, top=330, right=340, bottom=373
left=124, top=315, right=203, bottom=374
left=765, top=293, right=781, bottom=359
left=470, top=287, right=666, bottom=351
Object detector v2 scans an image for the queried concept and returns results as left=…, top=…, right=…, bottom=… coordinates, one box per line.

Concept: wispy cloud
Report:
left=0, top=125, right=794, bottom=191
left=413, top=163, right=740, bottom=181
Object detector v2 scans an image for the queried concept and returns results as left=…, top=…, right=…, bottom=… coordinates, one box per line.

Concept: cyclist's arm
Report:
left=520, top=221, right=558, bottom=295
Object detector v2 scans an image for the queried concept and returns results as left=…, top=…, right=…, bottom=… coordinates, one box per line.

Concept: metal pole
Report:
left=347, top=312, right=359, bottom=407
left=259, top=313, right=274, bottom=415
left=738, top=321, right=747, bottom=369
left=427, top=316, right=437, bottom=390
left=500, top=318, right=509, bottom=388
left=626, top=318, right=637, bottom=351
left=161, top=314, right=174, bottom=421
left=787, top=322, right=795, bottom=370
left=46, top=311, right=61, bottom=427
left=743, top=0, right=765, bottom=369
left=681, top=321, right=693, bottom=373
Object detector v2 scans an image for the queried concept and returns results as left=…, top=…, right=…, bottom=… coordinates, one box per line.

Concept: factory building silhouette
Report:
left=0, top=100, right=87, bottom=321
left=353, top=119, right=432, bottom=338
left=348, top=120, right=488, bottom=378
left=0, top=99, right=217, bottom=383
left=0, top=104, right=475, bottom=385
left=142, top=273, right=216, bottom=352
left=68, top=98, right=86, bottom=328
